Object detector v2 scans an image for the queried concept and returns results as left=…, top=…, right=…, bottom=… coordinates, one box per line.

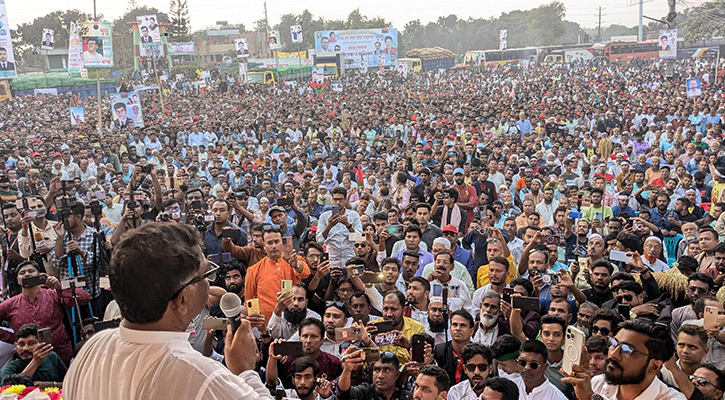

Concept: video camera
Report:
left=185, top=208, right=214, bottom=232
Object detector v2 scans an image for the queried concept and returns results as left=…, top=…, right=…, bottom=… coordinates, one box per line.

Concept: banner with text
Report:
left=314, top=28, right=398, bottom=68
left=81, top=22, right=113, bottom=68
left=137, top=15, right=161, bottom=47
left=291, top=25, right=303, bottom=44
left=41, top=28, right=55, bottom=51
left=68, top=22, right=83, bottom=73
left=0, top=1, right=18, bottom=79
left=109, top=92, right=144, bottom=128
left=659, top=29, right=677, bottom=60
left=168, top=42, right=194, bottom=55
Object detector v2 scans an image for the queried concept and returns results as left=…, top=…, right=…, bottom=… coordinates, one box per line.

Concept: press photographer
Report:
left=110, top=192, right=146, bottom=246
left=18, top=196, right=58, bottom=278
left=128, top=163, right=163, bottom=221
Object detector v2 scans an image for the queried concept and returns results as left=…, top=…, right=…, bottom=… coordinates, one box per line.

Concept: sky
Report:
left=4, top=0, right=703, bottom=34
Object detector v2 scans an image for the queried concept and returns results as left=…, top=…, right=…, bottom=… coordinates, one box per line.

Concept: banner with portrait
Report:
left=234, top=38, right=249, bottom=58
left=268, top=30, right=281, bottom=50
left=0, top=1, right=18, bottom=79
left=41, top=28, right=55, bottom=51
left=290, top=25, right=303, bottom=44
left=311, top=67, right=324, bottom=84
left=314, top=28, right=398, bottom=68
left=68, top=22, right=83, bottom=73
left=70, top=107, right=85, bottom=125
left=686, top=77, right=701, bottom=98
left=499, top=29, right=508, bottom=51
left=137, top=15, right=161, bottom=48
left=239, top=63, right=247, bottom=82
left=109, top=92, right=144, bottom=129
left=81, top=22, right=113, bottom=68
left=0, top=81, right=9, bottom=101
left=659, top=29, right=677, bottom=60
left=168, top=42, right=194, bottom=55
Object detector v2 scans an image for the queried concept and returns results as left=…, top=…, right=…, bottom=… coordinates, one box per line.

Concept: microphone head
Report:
left=219, top=293, right=242, bottom=318
left=33, top=232, right=43, bottom=240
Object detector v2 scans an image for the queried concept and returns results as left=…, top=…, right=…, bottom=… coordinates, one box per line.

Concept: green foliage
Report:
left=680, top=1, right=725, bottom=41
left=170, top=64, right=201, bottom=78
left=12, top=10, right=96, bottom=51
left=112, top=6, right=170, bottom=71
left=169, top=0, right=191, bottom=41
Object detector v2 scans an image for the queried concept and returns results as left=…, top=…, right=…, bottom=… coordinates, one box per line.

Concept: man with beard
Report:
left=400, top=251, right=421, bottom=288
left=613, top=281, right=672, bottom=325
left=359, top=258, right=406, bottom=311
left=585, top=336, right=609, bottom=377
left=223, top=223, right=267, bottom=269
left=368, top=291, right=425, bottom=363
left=337, top=347, right=409, bottom=400
left=301, top=242, right=331, bottom=316
left=427, top=252, right=472, bottom=315
left=579, top=260, right=614, bottom=307
left=405, top=276, right=430, bottom=327
left=426, top=299, right=448, bottom=345
left=689, top=365, right=725, bottom=400
left=564, top=320, right=686, bottom=400
left=447, top=343, right=500, bottom=400
left=421, top=238, right=475, bottom=295
left=434, top=309, right=475, bottom=386
left=670, top=273, right=714, bottom=340
left=473, top=291, right=507, bottom=346
left=473, top=256, right=510, bottom=314
left=268, top=284, right=322, bottom=340
left=0, top=323, right=66, bottom=386
left=517, top=340, right=568, bottom=400
left=278, top=357, right=333, bottom=400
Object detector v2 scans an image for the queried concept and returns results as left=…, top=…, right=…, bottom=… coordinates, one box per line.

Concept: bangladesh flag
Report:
left=310, top=81, right=328, bottom=95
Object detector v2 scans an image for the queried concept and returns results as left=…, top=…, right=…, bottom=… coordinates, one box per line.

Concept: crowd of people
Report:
left=0, top=56, right=721, bottom=399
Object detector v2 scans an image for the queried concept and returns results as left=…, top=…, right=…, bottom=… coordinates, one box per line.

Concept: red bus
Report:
left=592, top=41, right=659, bottom=62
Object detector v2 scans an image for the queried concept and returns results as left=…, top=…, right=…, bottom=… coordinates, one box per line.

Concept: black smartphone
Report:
left=277, top=197, right=293, bottom=207
left=617, top=304, right=631, bottom=320
left=37, top=327, right=52, bottom=344
left=220, top=229, right=242, bottom=239
left=374, top=320, right=395, bottom=334
left=22, top=275, right=45, bottom=288
left=321, top=253, right=329, bottom=263
left=273, top=341, right=304, bottom=357
left=411, top=333, right=426, bottom=363
left=361, top=272, right=385, bottom=284
left=94, top=319, right=121, bottom=333
left=512, top=296, right=540, bottom=312
left=502, top=288, right=514, bottom=303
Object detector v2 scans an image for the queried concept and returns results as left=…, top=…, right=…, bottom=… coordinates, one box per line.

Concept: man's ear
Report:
left=437, top=391, right=448, bottom=400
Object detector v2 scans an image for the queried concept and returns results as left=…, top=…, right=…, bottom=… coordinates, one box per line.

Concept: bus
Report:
left=480, top=47, right=538, bottom=66
left=464, top=50, right=486, bottom=66
left=592, top=41, right=659, bottom=62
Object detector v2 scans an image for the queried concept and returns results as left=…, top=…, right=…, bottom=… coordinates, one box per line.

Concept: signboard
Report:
left=499, top=30, right=507, bottom=51
left=70, top=107, right=85, bottom=125
left=239, top=63, right=247, bottom=82
left=311, top=67, right=324, bottom=84
left=137, top=15, right=161, bottom=47
left=659, top=29, right=677, bottom=60
left=34, top=88, right=57, bottom=95
left=168, top=42, right=194, bottom=55
left=41, top=28, right=55, bottom=51
left=291, top=25, right=303, bottom=44
left=207, top=29, right=240, bottom=36
left=330, top=80, right=342, bottom=92
left=109, top=92, right=144, bottom=128
left=397, top=61, right=408, bottom=77
left=234, top=38, right=249, bottom=58
left=201, top=70, right=211, bottom=79
left=81, top=22, right=113, bottom=68
left=0, top=81, right=9, bottom=102
left=68, top=22, right=83, bottom=73
left=0, top=1, right=18, bottom=79
left=686, top=78, right=701, bottom=98
left=268, top=30, right=281, bottom=50
left=314, top=28, right=398, bottom=68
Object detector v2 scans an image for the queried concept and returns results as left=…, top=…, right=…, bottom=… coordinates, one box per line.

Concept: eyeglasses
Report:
left=326, top=301, right=346, bottom=309
left=687, top=287, right=709, bottom=294
left=170, top=261, right=220, bottom=300
left=615, top=294, right=634, bottom=303
left=689, top=375, right=720, bottom=389
left=516, top=359, right=541, bottom=370
left=353, top=243, right=368, bottom=248
left=591, top=326, right=611, bottom=336
left=486, top=238, right=500, bottom=243
left=465, top=363, right=489, bottom=373
left=608, top=337, right=649, bottom=358
left=262, top=223, right=281, bottom=231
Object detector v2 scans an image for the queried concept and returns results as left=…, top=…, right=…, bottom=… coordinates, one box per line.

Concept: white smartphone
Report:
left=563, top=326, right=586, bottom=375
left=349, top=232, right=365, bottom=242
left=704, top=306, right=718, bottom=330
left=610, top=250, right=633, bottom=263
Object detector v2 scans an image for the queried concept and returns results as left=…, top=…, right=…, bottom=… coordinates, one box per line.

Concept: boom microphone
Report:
left=219, top=293, right=243, bottom=334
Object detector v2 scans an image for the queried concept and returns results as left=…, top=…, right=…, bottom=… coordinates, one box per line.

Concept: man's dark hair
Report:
left=15, top=323, right=39, bottom=341
left=678, top=255, right=699, bottom=274
left=415, top=202, right=431, bottom=212
left=590, top=259, right=614, bottom=275
left=613, top=280, right=643, bottom=296
left=373, top=212, right=387, bottom=222
left=384, top=290, right=406, bottom=308
left=693, top=296, right=719, bottom=316
left=699, top=226, right=718, bottom=240
left=223, top=259, right=246, bottom=277
left=510, top=277, right=534, bottom=296
left=461, top=342, right=493, bottom=364
left=402, top=250, right=420, bottom=262
left=677, top=324, right=708, bottom=347
left=345, top=256, right=366, bottom=267
left=298, top=318, right=324, bottom=337
left=404, top=224, right=422, bottom=238
left=616, top=232, right=642, bottom=253
left=492, top=334, right=521, bottom=359
left=450, top=309, right=474, bottom=328
left=434, top=251, right=454, bottom=265
left=381, top=257, right=401, bottom=269
left=351, top=291, right=371, bottom=307
left=483, top=377, right=520, bottom=399
left=715, top=242, right=725, bottom=255
left=290, top=356, right=320, bottom=376
left=110, top=223, right=202, bottom=324
left=520, top=339, right=548, bottom=362
left=1, top=374, right=33, bottom=387
left=591, top=188, right=604, bottom=196
left=304, top=241, right=324, bottom=256
left=409, top=276, right=430, bottom=292
left=591, top=309, right=622, bottom=333
left=331, top=186, right=347, bottom=197
left=610, top=271, right=636, bottom=283
left=326, top=299, right=350, bottom=318
left=698, top=364, right=725, bottom=392
left=585, top=336, right=609, bottom=354
left=419, top=365, right=450, bottom=393
left=113, top=102, right=126, bottom=111
left=488, top=256, right=509, bottom=270
left=688, top=272, right=715, bottom=292
left=541, top=314, right=567, bottom=332
left=618, top=319, right=675, bottom=362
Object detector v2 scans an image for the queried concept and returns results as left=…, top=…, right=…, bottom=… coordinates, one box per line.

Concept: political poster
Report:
left=268, top=30, right=281, bottom=50
left=314, top=28, right=398, bottom=68
left=70, top=107, right=85, bottom=125
left=137, top=15, right=161, bottom=47
left=686, top=77, right=701, bottom=98
left=0, top=1, right=18, bottom=79
left=168, top=42, right=194, bottom=55
left=659, top=29, right=677, bottom=60
left=330, top=80, right=342, bottom=92
left=239, top=63, right=247, bottom=82
left=397, top=61, right=408, bottom=77
left=499, top=29, right=508, bottom=51
left=34, top=88, right=57, bottom=95
left=109, top=92, right=144, bottom=129
left=41, top=28, right=54, bottom=51
left=0, top=81, right=9, bottom=102
left=234, top=38, right=249, bottom=58
left=311, top=67, right=324, bottom=84
left=81, top=22, right=113, bottom=68
left=290, top=25, right=303, bottom=44
left=201, top=70, right=211, bottom=79
left=68, top=22, right=83, bottom=73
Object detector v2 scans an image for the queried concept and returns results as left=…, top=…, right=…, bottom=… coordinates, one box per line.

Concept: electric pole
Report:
left=596, top=7, right=603, bottom=42
left=264, top=1, right=269, bottom=58
left=638, top=0, right=643, bottom=41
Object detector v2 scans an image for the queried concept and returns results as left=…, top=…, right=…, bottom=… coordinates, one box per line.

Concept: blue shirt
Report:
left=650, top=207, right=677, bottom=230
left=394, top=248, right=434, bottom=276
left=203, top=221, right=248, bottom=256
left=611, top=205, right=635, bottom=218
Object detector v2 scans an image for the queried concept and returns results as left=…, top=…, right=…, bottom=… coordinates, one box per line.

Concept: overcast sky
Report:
left=5, top=0, right=702, bottom=34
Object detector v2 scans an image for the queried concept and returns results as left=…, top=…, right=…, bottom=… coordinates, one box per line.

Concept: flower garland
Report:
left=0, top=385, right=62, bottom=400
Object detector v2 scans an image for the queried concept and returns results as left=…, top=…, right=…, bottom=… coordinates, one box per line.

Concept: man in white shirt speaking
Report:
left=63, top=223, right=272, bottom=400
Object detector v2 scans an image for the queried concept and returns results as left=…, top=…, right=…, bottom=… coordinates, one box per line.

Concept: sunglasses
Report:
left=591, top=326, right=611, bottom=336
left=262, top=223, right=281, bottom=231
left=517, top=359, right=541, bottom=370
left=615, top=294, right=634, bottom=303
left=326, top=301, right=346, bottom=309
left=353, top=243, right=368, bottom=248
left=689, top=375, right=719, bottom=389
left=465, top=363, right=489, bottom=373
left=608, top=337, right=649, bottom=358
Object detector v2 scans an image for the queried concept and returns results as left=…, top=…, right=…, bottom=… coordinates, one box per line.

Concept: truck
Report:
left=543, top=48, right=595, bottom=64
left=313, top=51, right=345, bottom=78
left=394, top=58, right=422, bottom=73
left=246, top=65, right=313, bottom=85
left=402, top=47, right=456, bottom=71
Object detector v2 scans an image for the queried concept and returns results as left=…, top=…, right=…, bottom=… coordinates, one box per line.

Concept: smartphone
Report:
left=385, top=225, right=402, bottom=235
left=282, top=237, right=294, bottom=258
left=563, top=326, right=586, bottom=374
left=220, top=229, right=242, bottom=239
left=540, top=273, right=559, bottom=285
left=512, top=296, right=540, bottom=312
left=277, top=197, right=293, bottom=207
left=446, top=141, right=455, bottom=146
left=349, top=232, right=365, bottom=242
left=273, top=341, right=304, bottom=357
left=431, top=282, right=443, bottom=297
left=321, top=253, right=329, bottom=263
left=349, top=265, right=365, bottom=277
left=502, top=288, right=514, bottom=303
left=374, top=320, right=395, bottom=334
left=202, top=317, right=228, bottom=330
left=330, top=205, right=340, bottom=215
left=37, top=327, right=52, bottom=344
left=99, top=276, right=111, bottom=290
left=246, top=298, right=260, bottom=315
left=94, top=319, right=121, bottom=332
left=203, top=215, right=215, bottom=222
left=363, top=347, right=381, bottom=362
left=22, top=275, right=45, bottom=288
left=617, top=304, right=631, bottom=320
left=361, top=272, right=385, bottom=284
left=704, top=306, right=718, bottom=330
left=335, top=327, right=363, bottom=341
left=281, top=279, right=293, bottom=294
left=593, top=212, right=603, bottom=221
left=610, top=250, right=633, bottom=263
left=411, top=333, right=426, bottom=363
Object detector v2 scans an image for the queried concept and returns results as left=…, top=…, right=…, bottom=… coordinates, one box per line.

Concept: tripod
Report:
left=89, top=200, right=109, bottom=316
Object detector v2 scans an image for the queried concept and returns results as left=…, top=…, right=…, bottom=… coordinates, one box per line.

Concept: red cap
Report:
left=309, top=225, right=318, bottom=231
left=31, top=152, right=41, bottom=157
left=442, top=224, right=458, bottom=233
left=53, top=152, right=62, bottom=157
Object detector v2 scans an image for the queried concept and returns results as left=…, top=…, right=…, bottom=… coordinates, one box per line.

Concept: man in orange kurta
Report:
left=244, top=229, right=310, bottom=323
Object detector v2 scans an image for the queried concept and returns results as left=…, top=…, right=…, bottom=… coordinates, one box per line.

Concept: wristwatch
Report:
left=589, top=394, right=605, bottom=400
left=260, top=333, right=271, bottom=339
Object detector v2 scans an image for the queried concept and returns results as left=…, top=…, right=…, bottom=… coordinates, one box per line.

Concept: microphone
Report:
left=34, top=232, right=45, bottom=248
left=220, top=293, right=243, bottom=334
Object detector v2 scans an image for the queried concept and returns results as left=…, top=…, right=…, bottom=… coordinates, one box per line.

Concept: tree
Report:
left=112, top=6, right=170, bottom=70
left=680, top=0, right=724, bottom=40
left=169, top=0, right=191, bottom=41
left=13, top=10, right=96, bottom=52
